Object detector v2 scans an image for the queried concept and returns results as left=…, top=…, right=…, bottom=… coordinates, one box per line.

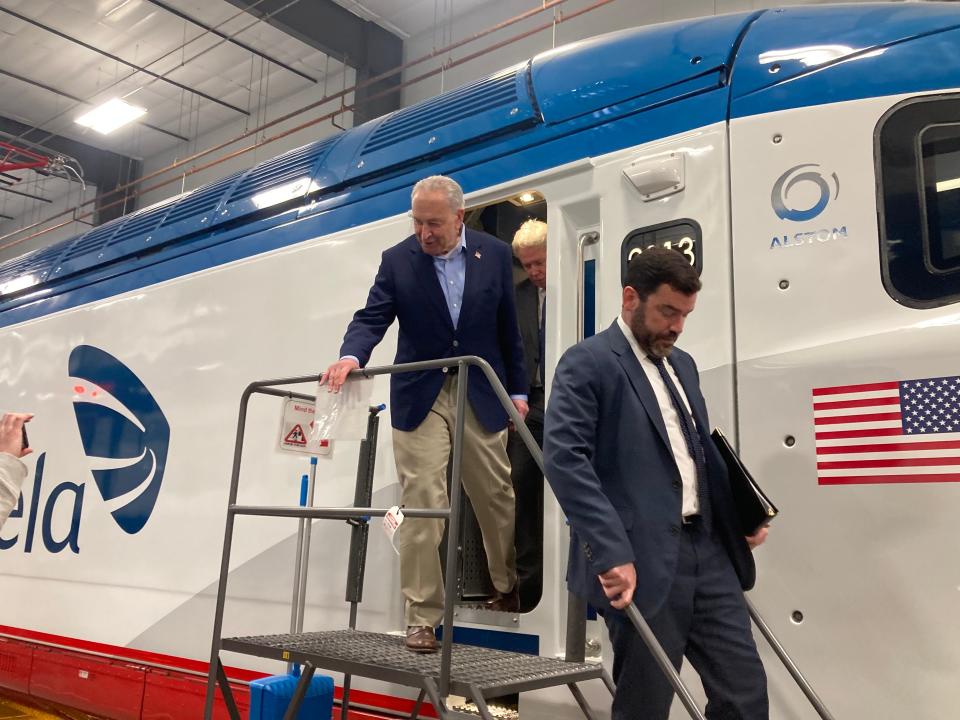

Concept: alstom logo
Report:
left=69, top=345, right=170, bottom=535
left=771, top=164, right=840, bottom=222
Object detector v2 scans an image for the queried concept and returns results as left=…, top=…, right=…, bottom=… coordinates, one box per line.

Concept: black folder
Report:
left=710, top=428, right=778, bottom=535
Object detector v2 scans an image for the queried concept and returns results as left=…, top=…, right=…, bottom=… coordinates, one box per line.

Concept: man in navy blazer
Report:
left=544, top=247, right=769, bottom=719
left=323, top=176, right=528, bottom=652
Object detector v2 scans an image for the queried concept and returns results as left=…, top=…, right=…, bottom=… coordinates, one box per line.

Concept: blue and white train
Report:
left=2, top=4, right=959, bottom=718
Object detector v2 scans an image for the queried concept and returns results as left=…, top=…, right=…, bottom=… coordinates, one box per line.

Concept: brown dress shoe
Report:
left=405, top=626, right=438, bottom=653
left=484, top=584, right=520, bottom=613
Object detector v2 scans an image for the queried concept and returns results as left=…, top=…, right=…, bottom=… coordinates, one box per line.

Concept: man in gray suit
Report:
left=509, top=219, right=547, bottom=611
left=544, top=247, right=769, bottom=719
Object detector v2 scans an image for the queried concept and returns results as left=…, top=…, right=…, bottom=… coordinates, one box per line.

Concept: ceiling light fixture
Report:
left=75, top=98, right=147, bottom=135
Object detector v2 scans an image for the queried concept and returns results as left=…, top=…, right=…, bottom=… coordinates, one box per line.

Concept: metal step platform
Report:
left=203, top=362, right=613, bottom=720
left=221, top=629, right=603, bottom=699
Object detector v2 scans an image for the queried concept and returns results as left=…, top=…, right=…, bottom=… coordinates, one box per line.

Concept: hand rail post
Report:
left=439, top=360, right=469, bottom=698
left=203, top=384, right=256, bottom=719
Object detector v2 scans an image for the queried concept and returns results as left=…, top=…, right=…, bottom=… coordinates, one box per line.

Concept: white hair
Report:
left=512, top=219, right=547, bottom=253
left=412, top=175, right=464, bottom=212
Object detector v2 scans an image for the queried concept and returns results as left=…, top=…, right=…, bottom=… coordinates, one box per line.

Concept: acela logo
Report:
left=0, top=345, right=169, bottom=554
left=771, top=164, right=840, bottom=222
left=69, top=345, right=170, bottom=534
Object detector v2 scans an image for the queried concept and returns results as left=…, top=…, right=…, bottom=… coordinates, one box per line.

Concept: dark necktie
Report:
left=538, top=296, right=546, bottom=386
left=648, top=355, right=707, bottom=500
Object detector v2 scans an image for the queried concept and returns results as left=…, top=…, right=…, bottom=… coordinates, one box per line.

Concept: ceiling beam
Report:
left=0, top=68, right=190, bottom=143
left=0, top=6, right=250, bottom=116
left=224, top=0, right=402, bottom=125
left=1, top=186, right=52, bottom=203
left=144, top=0, right=317, bottom=84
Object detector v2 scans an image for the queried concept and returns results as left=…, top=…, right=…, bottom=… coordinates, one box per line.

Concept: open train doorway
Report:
left=442, top=190, right=548, bottom=615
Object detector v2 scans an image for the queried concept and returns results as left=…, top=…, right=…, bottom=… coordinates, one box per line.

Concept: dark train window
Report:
left=620, top=220, right=701, bottom=286
left=878, top=95, right=960, bottom=307
left=920, top=126, right=960, bottom=270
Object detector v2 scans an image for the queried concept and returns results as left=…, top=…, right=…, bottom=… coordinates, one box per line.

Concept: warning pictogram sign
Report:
left=279, top=399, right=332, bottom=456
left=284, top=424, right=307, bottom=445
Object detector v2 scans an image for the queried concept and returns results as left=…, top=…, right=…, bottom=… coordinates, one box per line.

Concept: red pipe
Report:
left=0, top=141, right=49, bottom=174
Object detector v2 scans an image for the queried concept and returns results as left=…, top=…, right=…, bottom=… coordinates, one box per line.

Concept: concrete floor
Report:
left=0, top=692, right=96, bottom=720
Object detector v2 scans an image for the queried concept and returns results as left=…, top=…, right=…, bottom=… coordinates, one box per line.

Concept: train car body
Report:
left=2, top=4, right=960, bottom=718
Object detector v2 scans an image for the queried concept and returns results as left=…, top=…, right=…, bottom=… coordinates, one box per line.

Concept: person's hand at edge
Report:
left=0, top=413, right=33, bottom=458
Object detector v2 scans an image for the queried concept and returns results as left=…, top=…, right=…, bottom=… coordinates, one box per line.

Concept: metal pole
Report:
left=287, top=473, right=308, bottom=673
left=746, top=596, right=836, bottom=720
left=203, top=386, right=256, bottom=719
left=343, top=407, right=381, bottom=720
left=215, top=660, right=242, bottom=720
left=624, top=603, right=705, bottom=720
left=282, top=662, right=317, bottom=720
left=295, top=456, right=319, bottom=633
left=565, top=593, right=587, bottom=662
left=566, top=233, right=598, bottom=664
left=567, top=683, right=601, bottom=720
left=439, top=362, right=470, bottom=698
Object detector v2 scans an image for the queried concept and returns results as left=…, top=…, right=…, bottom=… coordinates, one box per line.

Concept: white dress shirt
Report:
left=617, top=315, right=700, bottom=516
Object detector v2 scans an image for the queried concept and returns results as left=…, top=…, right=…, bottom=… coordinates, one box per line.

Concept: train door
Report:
left=573, top=121, right=738, bottom=446
left=546, top=120, right=738, bottom=710
left=729, top=92, right=960, bottom=719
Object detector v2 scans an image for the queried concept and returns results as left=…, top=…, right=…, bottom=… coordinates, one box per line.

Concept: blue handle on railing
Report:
left=299, top=474, right=308, bottom=507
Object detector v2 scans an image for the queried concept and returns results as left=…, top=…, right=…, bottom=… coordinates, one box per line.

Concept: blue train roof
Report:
left=2, top=2, right=960, bottom=313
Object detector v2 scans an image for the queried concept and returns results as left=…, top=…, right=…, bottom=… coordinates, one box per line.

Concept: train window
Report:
left=920, top=125, right=960, bottom=270
left=620, top=219, right=702, bottom=286
left=878, top=95, right=960, bottom=307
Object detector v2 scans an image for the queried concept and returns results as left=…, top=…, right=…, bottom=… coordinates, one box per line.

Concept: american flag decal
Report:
left=813, top=377, right=960, bottom=485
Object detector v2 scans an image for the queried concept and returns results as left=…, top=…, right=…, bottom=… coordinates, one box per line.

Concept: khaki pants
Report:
left=393, top=375, right=517, bottom=627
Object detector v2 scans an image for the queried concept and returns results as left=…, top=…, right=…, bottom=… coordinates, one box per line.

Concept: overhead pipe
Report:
left=0, top=0, right=618, bottom=252
left=0, top=187, right=53, bottom=203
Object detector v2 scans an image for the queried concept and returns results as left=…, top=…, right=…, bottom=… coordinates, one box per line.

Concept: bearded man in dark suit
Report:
left=544, top=247, right=769, bottom=719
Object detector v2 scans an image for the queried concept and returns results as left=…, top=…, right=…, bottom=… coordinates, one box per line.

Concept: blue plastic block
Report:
left=248, top=673, right=335, bottom=720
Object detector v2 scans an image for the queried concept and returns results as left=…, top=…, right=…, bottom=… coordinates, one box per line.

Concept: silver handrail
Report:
left=745, top=597, right=836, bottom=720
left=575, top=231, right=599, bottom=342
left=567, top=230, right=599, bottom=664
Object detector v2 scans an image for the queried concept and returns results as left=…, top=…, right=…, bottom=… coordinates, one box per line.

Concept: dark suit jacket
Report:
left=340, top=229, right=527, bottom=433
left=543, top=321, right=754, bottom=617
left=515, top=279, right=543, bottom=410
